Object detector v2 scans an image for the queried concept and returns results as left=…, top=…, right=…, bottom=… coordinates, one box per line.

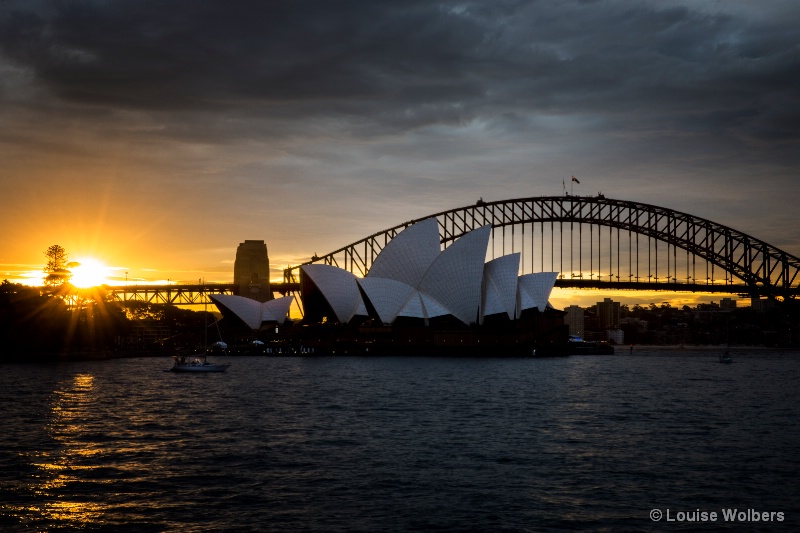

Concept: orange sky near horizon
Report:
left=1, top=243, right=749, bottom=311
left=0, top=188, right=757, bottom=311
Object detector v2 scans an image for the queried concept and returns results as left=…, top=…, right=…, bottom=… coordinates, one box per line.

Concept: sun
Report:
left=69, top=258, right=112, bottom=288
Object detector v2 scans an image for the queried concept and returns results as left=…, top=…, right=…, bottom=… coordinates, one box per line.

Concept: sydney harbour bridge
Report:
left=106, top=195, right=800, bottom=306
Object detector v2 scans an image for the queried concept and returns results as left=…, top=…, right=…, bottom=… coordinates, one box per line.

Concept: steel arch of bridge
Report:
left=284, top=196, right=800, bottom=300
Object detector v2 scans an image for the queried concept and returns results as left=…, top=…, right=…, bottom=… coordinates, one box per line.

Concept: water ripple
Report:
left=0, top=353, right=798, bottom=531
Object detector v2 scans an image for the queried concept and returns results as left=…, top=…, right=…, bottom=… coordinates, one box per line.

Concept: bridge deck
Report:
left=101, top=279, right=758, bottom=306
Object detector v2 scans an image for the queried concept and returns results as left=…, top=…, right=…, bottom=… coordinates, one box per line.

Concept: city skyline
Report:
left=1, top=0, right=798, bottom=309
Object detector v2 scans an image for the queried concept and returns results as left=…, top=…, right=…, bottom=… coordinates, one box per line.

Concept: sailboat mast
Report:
left=203, top=278, right=207, bottom=348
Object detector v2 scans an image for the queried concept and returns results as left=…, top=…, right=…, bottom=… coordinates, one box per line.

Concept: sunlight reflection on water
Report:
left=9, top=373, right=107, bottom=527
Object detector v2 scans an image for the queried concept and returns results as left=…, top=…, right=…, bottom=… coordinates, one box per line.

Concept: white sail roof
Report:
left=482, top=286, right=503, bottom=320
left=210, top=294, right=261, bottom=329
left=301, top=223, right=560, bottom=327
left=419, top=291, right=451, bottom=319
left=418, top=225, right=491, bottom=325
left=301, top=264, right=364, bottom=324
left=210, top=294, right=294, bottom=329
left=517, top=272, right=559, bottom=315
left=394, top=290, right=450, bottom=321
left=481, top=253, right=520, bottom=321
left=367, top=217, right=441, bottom=287
left=397, top=291, right=426, bottom=319
left=263, top=295, right=295, bottom=323
left=357, top=277, right=416, bottom=325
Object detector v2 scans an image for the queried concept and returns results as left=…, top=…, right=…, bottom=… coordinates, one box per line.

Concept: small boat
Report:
left=566, top=335, right=615, bottom=355
left=169, top=353, right=231, bottom=373
left=168, top=286, right=231, bottom=372
left=719, top=350, right=733, bottom=364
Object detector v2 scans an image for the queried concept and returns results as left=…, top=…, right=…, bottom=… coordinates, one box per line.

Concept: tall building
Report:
left=564, top=305, right=585, bottom=337
left=596, top=298, right=620, bottom=329
left=750, top=297, right=776, bottom=313
left=233, top=240, right=273, bottom=302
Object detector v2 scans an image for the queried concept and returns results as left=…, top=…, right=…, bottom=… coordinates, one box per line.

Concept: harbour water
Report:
left=1, top=349, right=798, bottom=531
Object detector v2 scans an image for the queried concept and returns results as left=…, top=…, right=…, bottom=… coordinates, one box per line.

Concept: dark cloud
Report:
left=1, top=0, right=797, bottom=146
left=1, top=1, right=482, bottom=109
left=1, top=0, right=799, bottom=271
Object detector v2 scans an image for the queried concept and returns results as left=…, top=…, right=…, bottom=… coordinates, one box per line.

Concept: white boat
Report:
left=169, top=353, right=231, bottom=373
left=167, top=284, right=231, bottom=372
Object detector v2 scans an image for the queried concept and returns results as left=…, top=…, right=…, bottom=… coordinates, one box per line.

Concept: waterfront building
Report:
left=596, top=297, right=620, bottom=329
left=564, top=305, right=585, bottom=337
left=210, top=294, right=294, bottom=330
left=606, top=328, right=624, bottom=344
left=212, top=220, right=571, bottom=355
left=751, top=297, right=776, bottom=313
left=299, top=219, right=559, bottom=327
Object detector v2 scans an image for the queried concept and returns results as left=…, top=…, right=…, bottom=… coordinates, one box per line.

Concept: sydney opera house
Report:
left=212, top=218, right=570, bottom=355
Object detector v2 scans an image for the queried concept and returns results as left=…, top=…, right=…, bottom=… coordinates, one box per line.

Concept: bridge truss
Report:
left=104, top=283, right=235, bottom=306
left=284, top=195, right=800, bottom=301
left=102, top=282, right=297, bottom=306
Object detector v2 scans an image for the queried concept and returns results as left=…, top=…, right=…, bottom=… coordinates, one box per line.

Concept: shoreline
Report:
left=627, top=344, right=791, bottom=351
left=2, top=344, right=798, bottom=363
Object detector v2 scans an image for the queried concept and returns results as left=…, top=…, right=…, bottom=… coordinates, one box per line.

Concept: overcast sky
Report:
left=1, top=0, right=798, bottom=303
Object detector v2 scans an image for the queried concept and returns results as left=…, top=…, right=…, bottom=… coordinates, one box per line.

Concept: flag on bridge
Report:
left=572, top=176, right=580, bottom=184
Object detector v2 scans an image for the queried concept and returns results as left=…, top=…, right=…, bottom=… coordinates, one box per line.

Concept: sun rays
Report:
left=69, top=259, right=112, bottom=288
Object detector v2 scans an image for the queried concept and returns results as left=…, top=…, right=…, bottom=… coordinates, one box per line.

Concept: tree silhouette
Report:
left=43, top=244, right=71, bottom=286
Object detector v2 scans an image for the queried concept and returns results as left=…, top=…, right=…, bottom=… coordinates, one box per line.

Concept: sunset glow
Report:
left=69, top=259, right=112, bottom=288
